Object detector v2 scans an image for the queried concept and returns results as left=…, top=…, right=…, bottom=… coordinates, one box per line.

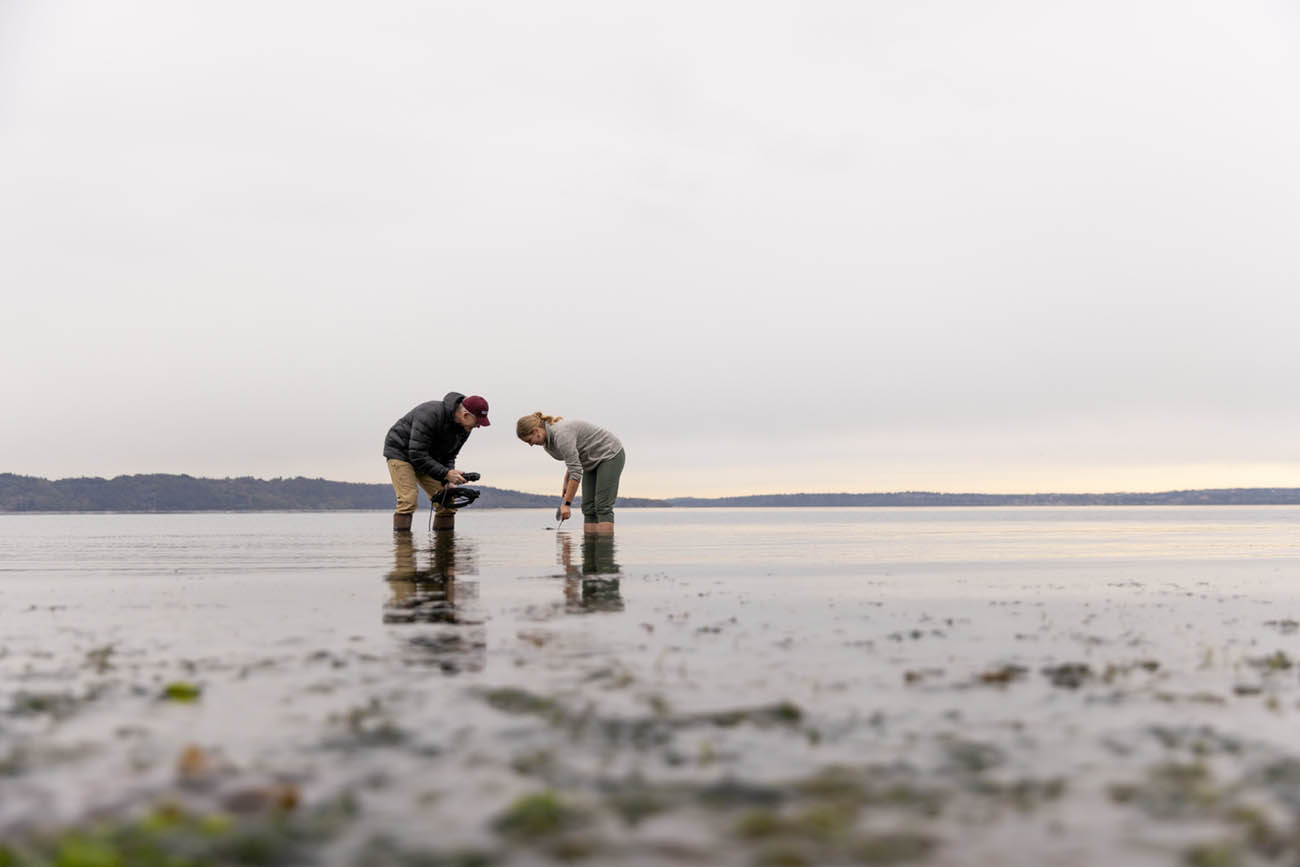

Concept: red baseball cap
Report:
left=462, top=395, right=491, bottom=426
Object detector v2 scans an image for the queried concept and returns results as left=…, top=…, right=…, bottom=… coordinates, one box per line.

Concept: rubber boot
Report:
left=432, top=512, right=455, bottom=532
left=393, top=512, right=413, bottom=533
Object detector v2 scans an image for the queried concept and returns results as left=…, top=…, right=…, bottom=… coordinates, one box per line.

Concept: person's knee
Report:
left=593, top=494, right=615, bottom=524
left=388, top=460, right=420, bottom=514
left=393, top=487, right=418, bottom=514
left=415, top=475, right=447, bottom=512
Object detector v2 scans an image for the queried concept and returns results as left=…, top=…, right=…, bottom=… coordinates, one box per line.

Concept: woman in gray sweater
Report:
left=516, top=412, right=626, bottom=534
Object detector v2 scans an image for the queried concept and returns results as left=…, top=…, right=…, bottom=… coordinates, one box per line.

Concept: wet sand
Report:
left=3, top=507, right=1300, bottom=866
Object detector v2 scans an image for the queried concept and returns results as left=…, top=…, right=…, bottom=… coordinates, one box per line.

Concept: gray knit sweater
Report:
left=544, top=420, right=623, bottom=482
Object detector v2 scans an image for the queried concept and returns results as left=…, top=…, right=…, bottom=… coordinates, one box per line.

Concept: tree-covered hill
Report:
left=0, top=473, right=668, bottom=512
left=5, top=474, right=1300, bottom=512
left=665, top=489, right=1300, bottom=507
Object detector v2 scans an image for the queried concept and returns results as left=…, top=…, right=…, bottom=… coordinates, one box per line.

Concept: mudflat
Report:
left=3, top=507, right=1300, bottom=866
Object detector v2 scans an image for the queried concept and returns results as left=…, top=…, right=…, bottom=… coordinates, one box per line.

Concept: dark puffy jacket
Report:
left=382, top=392, right=471, bottom=481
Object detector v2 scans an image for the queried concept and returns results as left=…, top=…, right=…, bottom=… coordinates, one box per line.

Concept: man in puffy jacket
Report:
left=383, top=392, right=490, bottom=532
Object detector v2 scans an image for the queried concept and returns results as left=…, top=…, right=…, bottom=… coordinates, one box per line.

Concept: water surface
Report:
left=4, top=507, right=1300, bottom=865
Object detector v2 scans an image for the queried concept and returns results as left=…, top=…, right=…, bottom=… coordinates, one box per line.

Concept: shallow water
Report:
left=4, top=507, right=1300, bottom=866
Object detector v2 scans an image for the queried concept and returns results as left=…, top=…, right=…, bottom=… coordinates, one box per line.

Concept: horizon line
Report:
left=6, top=472, right=1300, bottom=501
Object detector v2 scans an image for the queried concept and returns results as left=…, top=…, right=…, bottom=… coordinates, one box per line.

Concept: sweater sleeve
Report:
left=552, top=427, right=584, bottom=483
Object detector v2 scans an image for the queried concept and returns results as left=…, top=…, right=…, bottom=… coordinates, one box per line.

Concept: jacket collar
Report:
left=442, top=391, right=467, bottom=431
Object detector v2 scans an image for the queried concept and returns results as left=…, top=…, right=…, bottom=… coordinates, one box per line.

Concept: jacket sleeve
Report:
left=407, top=404, right=451, bottom=481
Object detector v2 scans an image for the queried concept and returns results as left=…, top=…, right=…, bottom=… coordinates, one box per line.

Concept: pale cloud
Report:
left=2, top=0, right=1298, bottom=496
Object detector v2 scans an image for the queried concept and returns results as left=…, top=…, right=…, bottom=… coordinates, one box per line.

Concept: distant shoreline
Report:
left=669, top=489, right=1300, bottom=507
left=3, top=473, right=1300, bottom=512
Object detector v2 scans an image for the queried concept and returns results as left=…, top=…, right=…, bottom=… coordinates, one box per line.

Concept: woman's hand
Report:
left=559, top=503, right=572, bottom=520
left=445, top=470, right=467, bottom=486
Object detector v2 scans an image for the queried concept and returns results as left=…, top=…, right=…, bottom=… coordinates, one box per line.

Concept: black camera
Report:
left=437, top=472, right=481, bottom=510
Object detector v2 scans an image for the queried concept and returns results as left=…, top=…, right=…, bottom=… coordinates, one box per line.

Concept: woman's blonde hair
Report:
left=516, top=411, right=563, bottom=440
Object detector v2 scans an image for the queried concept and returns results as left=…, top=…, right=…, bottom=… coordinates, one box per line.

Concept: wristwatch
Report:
left=563, top=500, right=572, bottom=506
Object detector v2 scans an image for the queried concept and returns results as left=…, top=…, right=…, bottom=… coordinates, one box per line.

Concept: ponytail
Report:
left=516, top=411, right=563, bottom=440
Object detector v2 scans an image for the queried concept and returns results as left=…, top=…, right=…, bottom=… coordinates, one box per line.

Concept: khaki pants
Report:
left=387, top=458, right=454, bottom=515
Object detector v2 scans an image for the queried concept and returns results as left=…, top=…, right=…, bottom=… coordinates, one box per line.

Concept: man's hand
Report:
left=445, top=470, right=467, bottom=486
left=559, top=503, right=572, bottom=520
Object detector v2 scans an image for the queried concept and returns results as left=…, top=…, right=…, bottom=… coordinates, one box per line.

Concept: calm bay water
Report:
left=3, top=507, right=1300, bottom=865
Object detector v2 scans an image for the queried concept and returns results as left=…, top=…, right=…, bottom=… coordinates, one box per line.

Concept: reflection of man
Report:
left=388, top=532, right=418, bottom=582
left=383, top=391, right=490, bottom=533
left=385, top=534, right=453, bottom=623
left=384, top=533, right=475, bottom=623
left=383, top=533, right=485, bottom=674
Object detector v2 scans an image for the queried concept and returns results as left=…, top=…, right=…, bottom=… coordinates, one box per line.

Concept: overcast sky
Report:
left=2, top=0, right=1298, bottom=498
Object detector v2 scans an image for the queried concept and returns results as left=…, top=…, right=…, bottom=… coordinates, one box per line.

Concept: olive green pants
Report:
left=387, top=458, right=454, bottom=516
left=581, top=449, right=625, bottom=524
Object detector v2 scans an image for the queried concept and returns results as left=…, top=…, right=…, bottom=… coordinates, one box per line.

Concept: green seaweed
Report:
left=326, top=699, right=406, bottom=748
left=851, top=831, right=937, bottom=865
left=1184, top=841, right=1241, bottom=867
left=941, top=739, right=1005, bottom=775
left=756, top=843, right=813, bottom=866
left=479, top=687, right=563, bottom=719
left=735, top=810, right=786, bottom=840
left=969, top=777, right=1066, bottom=810
left=160, top=682, right=201, bottom=703
left=85, top=645, right=115, bottom=674
left=492, top=791, right=585, bottom=839
left=793, top=767, right=945, bottom=818
left=1247, top=651, right=1292, bottom=673
left=732, top=803, right=859, bottom=842
left=0, top=801, right=342, bottom=867
left=705, top=702, right=803, bottom=728
left=977, top=664, right=1028, bottom=685
left=352, top=835, right=496, bottom=867
left=1041, top=663, right=1092, bottom=689
left=606, top=788, right=671, bottom=827
left=1108, top=763, right=1222, bottom=819
left=10, top=692, right=83, bottom=719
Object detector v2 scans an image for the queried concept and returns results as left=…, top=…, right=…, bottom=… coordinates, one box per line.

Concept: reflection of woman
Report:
left=557, top=532, right=623, bottom=613
left=516, top=412, right=625, bottom=534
